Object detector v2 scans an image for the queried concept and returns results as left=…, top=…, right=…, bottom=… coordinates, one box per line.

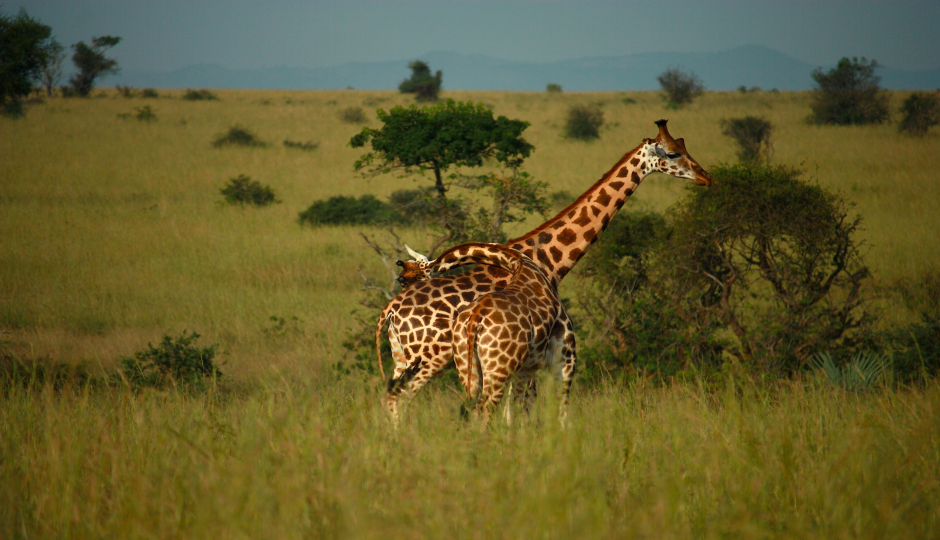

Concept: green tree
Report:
left=720, top=116, right=774, bottom=163
left=657, top=67, right=704, bottom=107
left=350, top=99, right=534, bottom=247
left=809, top=57, right=890, bottom=125
left=398, top=60, right=442, bottom=101
left=0, top=8, right=52, bottom=115
left=68, top=35, right=121, bottom=97
left=898, top=91, right=940, bottom=136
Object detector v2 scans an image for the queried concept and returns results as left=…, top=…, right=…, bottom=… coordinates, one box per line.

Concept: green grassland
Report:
left=2, top=88, right=939, bottom=538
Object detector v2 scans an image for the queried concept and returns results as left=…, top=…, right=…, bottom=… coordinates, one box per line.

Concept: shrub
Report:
left=283, top=139, right=318, bottom=151
left=182, top=88, right=218, bottom=101
left=212, top=125, right=266, bottom=148
left=564, top=104, right=604, bottom=140
left=720, top=116, right=773, bottom=163
left=657, top=67, right=704, bottom=106
left=340, top=106, right=366, bottom=123
left=298, top=194, right=398, bottom=226
left=398, top=60, right=442, bottom=102
left=546, top=83, right=562, bottom=93
left=898, top=92, right=940, bottom=136
left=120, top=331, right=220, bottom=390
left=116, top=84, right=134, bottom=97
left=134, top=105, right=155, bottom=122
left=575, top=163, right=873, bottom=380
left=220, top=175, right=279, bottom=207
left=140, top=88, right=158, bottom=98
left=809, top=57, right=890, bottom=125
left=809, top=351, right=888, bottom=391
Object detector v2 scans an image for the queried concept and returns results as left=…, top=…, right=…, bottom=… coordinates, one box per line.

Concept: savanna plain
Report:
left=1, top=88, right=939, bottom=539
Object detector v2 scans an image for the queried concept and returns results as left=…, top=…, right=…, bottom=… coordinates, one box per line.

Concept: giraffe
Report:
left=402, top=242, right=575, bottom=425
left=376, top=119, right=712, bottom=422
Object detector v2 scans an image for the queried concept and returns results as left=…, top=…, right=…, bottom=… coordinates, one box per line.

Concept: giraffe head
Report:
left=646, top=119, right=712, bottom=186
left=396, top=245, right=432, bottom=288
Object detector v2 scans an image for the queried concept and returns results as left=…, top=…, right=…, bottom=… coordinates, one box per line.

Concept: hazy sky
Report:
left=11, top=0, right=940, bottom=73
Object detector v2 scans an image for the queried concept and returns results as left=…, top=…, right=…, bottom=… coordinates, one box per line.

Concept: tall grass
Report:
left=1, top=377, right=937, bottom=539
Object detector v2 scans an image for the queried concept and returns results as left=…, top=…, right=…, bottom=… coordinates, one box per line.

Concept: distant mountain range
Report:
left=111, top=45, right=940, bottom=92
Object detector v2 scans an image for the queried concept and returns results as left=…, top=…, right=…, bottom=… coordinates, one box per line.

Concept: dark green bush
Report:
left=398, top=60, right=442, bottom=102
left=340, top=106, right=366, bottom=123
left=809, top=57, right=890, bottom=125
left=720, top=116, right=773, bottom=162
left=546, top=83, right=562, bottom=93
left=116, top=85, right=134, bottom=97
left=212, top=125, right=266, bottom=148
left=183, top=89, right=218, bottom=101
left=140, top=88, right=158, bottom=98
left=220, top=175, right=279, bottom=207
left=565, top=104, right=604, bottom=140
left=283, top=139, right=318, bottom=151
left=298, top=194, right=398, bottom=226
left=120, top=331, right=220, bottom=390
left=135, top=105, right=155, bottom=122
left=657, top=67, right=704, bottom=106
left=898, top=92, right=940, bottom=136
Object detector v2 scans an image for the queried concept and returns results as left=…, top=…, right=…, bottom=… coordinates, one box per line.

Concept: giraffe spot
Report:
left=557, top=228, right=577, bottom=246
left=429, top=300, right=446, bottom=311
left=609, top=181, right=624, bottom=191
left=557, top=267, right=570, bottom=279
left=442, top=286, right=457, bottom=294
left=550, top=246, right=563, bottom=263
left=615, top=199, right=625, bottom=209
left=433, top=318, right=450, bottom=330
left=446, top=296, right=461, bottom=307
left=525, top=238, right=536, bottom=246
left=568, top=248, right=583, bottom=262
left=414, top=293, right=429, bottom=304
left=591, top=206, right=601, bottom=216
left=573, top=207, right=591, bottom=227
left=461, top=292, right=476, bottom=303
left=538, top=231, right=553, bottom=244
left=630, top=157, right=640, bottom=166
left=616, top=167, right=629, bottom=177
left=625, top=187, right=635, bottom=196
left=631, top=171, right=640, bottom=183
left=537, top=250, right=554, bottom=270
left=601, top=215, right=610, bottom=230
left=595, top=188, right=611, bottom=206
left=566, top=209, right=576, bottom=219
left=582, top=230, right=596, bottom=243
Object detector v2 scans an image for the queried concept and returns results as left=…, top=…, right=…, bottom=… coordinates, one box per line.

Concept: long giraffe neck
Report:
left=507, top=141, right=654, bottom=285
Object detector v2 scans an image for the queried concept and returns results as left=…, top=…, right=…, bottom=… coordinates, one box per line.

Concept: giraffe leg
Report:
left=553, top=318, right=577, bottom=427
left=507, top=371, right=538, bottom=425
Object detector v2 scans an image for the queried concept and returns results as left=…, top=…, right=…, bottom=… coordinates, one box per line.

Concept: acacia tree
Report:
left=68, top=35, right=121, bottom=96
left=0, top=8, right=52, bottom=115
left=657, top=67, right=704, bottom=106
left=398, top=60, right=442, bottom=102
left=809, top=57, right=889, bottom=125
left=350, top=99, right=536, bottom=252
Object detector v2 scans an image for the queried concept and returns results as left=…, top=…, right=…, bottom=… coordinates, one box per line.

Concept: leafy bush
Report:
left=212, top=125, right=266, bottom=148
left=116, top=84, right=134, bottom=97
left=140, top=88, right=158, bottom=98
left=898, top=92, right=940, bottom=136
left=809, top=57, right=890, bottom=125
left=657, top=67, right=704, bottom=106
left=882, top=270, right=940, bottom=383
left=575, top=163, right=874, bottom=380
left=809, top=351, right=888, bottom=391
left=182, top=89, right=218, bottom=101
left=564, top=104, right=604, bottom=140
left=546, top=83, right=562, bottom=93
left=283, top=139, right=318, bottom=151
left=398, top=60, right=442, bottom=102
left=135, top=105, right=155, bottom=122
left=339, top=106, right=366, bottom=123
left=120, top=331, right=220, bottom=390
left=720, top=116, right=773, bottom=163
left=220, top=175, right=279, bottom=207
left=298, top=194, right=399, bottom=226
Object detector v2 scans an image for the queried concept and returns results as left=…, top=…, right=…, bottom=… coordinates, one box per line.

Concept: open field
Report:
left=2, top=89, right=940, bottom=538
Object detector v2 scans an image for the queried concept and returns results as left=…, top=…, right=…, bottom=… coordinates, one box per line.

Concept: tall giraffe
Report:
left=376, top=119, right=711, bottom=422
left=403, top=242, right=575, bottom=425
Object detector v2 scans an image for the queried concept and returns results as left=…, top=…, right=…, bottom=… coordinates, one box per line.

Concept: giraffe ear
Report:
left=404, top=244, right=430, bottom=263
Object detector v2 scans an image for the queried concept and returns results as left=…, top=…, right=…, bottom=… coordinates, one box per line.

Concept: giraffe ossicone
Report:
left=376, top=119, right=711, bottom=424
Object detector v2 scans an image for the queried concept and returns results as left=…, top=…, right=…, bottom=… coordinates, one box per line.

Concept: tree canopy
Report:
left=398, top=60, right=442, bottom=101
left=0, top=8, right=52, bottom=115
left=68, top=35, right=121, bottom=96
left=809, top=57, right=889, bottom=125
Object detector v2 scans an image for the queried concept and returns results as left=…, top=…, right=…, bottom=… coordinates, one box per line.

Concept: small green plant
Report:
left=140, top=88, right=158, bottom=98
left=657, top=67, right=704, bottom=106
left=120, top=331, right=220, bottom=390
left=182, top=89, right=218, bottom=101
left=339, top=106, right=366, bottom=123
left=283, top=139, right=318, bottom=151
left=809, top=351, right=888, bottom=391
left=546, top=83, right=562, bottom=93
left=720, top=116, right=773, bottom=163
left=135, top=105, right=156, bottom=122
left=898, top=92, right=940, bottom=136
left=212, top=125, right=266, bottom=148
left=564, top=104, right=604, bottom=140
left=220, top=175, right=279, bottom=207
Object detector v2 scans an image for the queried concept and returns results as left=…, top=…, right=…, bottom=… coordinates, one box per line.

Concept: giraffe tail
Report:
left=463, top=301, right=489, bottom=411
left=374, top=301, right=395, bottom=383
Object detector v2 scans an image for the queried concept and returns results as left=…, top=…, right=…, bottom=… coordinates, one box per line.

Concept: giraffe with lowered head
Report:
left=376, top=120, right=712, bottom=423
